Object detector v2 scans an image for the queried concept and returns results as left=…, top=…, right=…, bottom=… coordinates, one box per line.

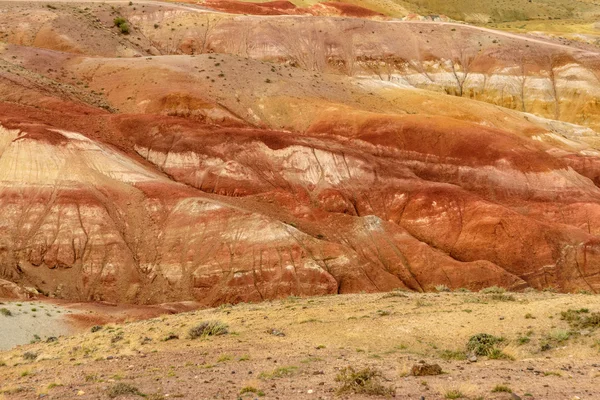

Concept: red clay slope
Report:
left=200, top=0, right=383, bottom=16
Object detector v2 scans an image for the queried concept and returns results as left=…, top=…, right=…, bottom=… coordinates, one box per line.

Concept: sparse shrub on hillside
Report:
left=90, top=325, right=102, bottom=333
left=561, top=308, right=600, bottom=329
left=466, top=333, right=504, bottom=356
left=162, top=333, right=179, bottom=341
left=540, top=329, right=572, bottom=352
left=188, top=320, right=228, bottom=339
left=335, top=366, right=394, bottom=397
left=487, top=348, right=514, bottom=360
left=240, top=386, right=265, bottom=396
left=107, top=383, right=144, bottom=398
left=113, top=17, right=130, bottom=34
left=113, top=17, right=126, bottom=27
left=480, top=286, right=505, bottom=294
left=381, top=291, right=407, bottom=299
left=439, top=349, right=467, bottom=360
left=111, top=332, right=124, bottom=343
left=492, top=384, right=512, bottom=393
left=444, top=389, right=464, bottom=399
left=259, top=366, right=298, bottom=379
left=517, top=335, right=530, bottom=345
left=22, top=352, right=37, bottom=361
left=0, top=308, right=12, bottom=316
left=488, top=293, right=515, bottom=302
left=435, top=284, right=450, bottom=292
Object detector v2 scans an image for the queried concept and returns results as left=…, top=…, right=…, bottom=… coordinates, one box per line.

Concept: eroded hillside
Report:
left=2, top=0, right=600, bottom=304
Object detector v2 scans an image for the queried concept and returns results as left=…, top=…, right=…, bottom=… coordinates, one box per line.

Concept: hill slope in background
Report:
left=2, top=0, right=600, bottom=304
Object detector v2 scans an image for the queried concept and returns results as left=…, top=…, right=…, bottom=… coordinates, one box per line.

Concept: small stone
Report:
left=266, top=328, right=285, bottom=337
left=76, top=390, right=85, bottom=396
left=307, top=389, right=314, bottom=394
left=527, top=366, right=534, bottom=371
left=511, top=393, right=522, bottom=400
left=499, top=316, right=505, bottom=320
left=468, top=356, right=477, bottom=363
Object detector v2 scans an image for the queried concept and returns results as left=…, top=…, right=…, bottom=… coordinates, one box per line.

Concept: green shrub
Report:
left=119, top=23, right=130, bottom=34
left=0, top=308, right=12, bottom=316
left=113, top=17, right=126, bottom=26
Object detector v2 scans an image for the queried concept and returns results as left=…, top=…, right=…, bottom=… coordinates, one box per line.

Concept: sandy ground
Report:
left=0, top=299, right=201, bottom=351
left=0, top=301, right=78, bottom=351
left=0, top=291, right=599, bottom=399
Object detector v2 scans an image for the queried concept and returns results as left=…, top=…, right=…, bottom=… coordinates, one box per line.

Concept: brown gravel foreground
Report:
left=1, top=291, right=600, bottom=400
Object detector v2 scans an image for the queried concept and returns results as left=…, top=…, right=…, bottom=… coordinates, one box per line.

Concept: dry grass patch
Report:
left=106, top=382, right=144, bottom=398
left=259, top=366, right=298, bottom=379
left=335, top=366, right=394, bottom=397
left=188, top=321, right=228, bottom=339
